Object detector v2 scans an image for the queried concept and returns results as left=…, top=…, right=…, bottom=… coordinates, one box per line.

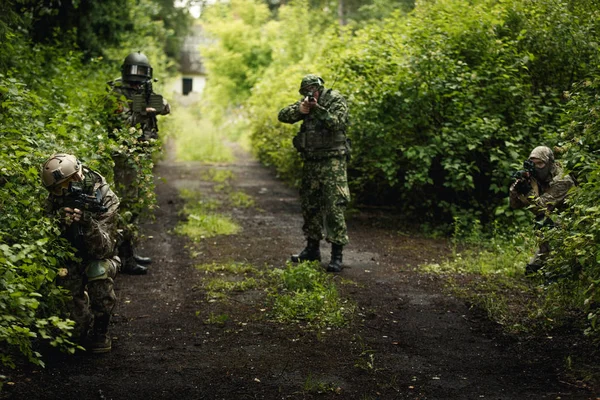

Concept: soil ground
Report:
left=2, top=140, right=600, bottom=400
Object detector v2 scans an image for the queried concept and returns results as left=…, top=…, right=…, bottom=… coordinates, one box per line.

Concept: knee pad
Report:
left=85, top=260, right=109, bottom=282
left=85, top=258, right=119, bottom=282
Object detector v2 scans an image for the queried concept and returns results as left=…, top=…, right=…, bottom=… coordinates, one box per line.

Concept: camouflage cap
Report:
left=528, top=146, right=554, bottom=164
left=299, top=74, right=324, bottom=93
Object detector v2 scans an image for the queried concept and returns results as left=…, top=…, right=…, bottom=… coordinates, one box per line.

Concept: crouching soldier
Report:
left=41, top=153, right=120, bottom=353
left=509, top=146, right=575, bottom=274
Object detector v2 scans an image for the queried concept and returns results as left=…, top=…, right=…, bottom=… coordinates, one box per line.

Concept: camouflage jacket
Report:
left=107, top=78, right=170, bottom=141
left=509, top=163, right=575, bottom=218
left=46, top=168, right=120, bottom=260
left=278, top=88, right=349, bottom=158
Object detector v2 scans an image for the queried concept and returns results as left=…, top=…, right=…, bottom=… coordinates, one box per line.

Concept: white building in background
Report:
left=179, top=24, right=211, bottom=96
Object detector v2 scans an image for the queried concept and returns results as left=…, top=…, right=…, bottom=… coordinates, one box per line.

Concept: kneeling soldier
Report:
left=41, top=153, right=120, bottom=353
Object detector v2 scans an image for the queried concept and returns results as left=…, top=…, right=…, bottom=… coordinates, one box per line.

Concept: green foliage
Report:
left=542, top=69, right=600, bottom=339
left=174, top=189, right=240, bottom=241
left=198, top=0, right=600, bottom=337
left=268, top=261, right=355, bottom=328
left=229, top=190, right=255, bottom=208
left=194, top=259, right=354, bottom=330
left=201, top=0, right=273, bottom=122
left=202, top=0, right=599, bottom=222
left=422, top=226, right=585, bottom=336
left=0, top=0, right=183, bottom=367
left=11, top=0, right=191, bottom=62
left=161, top=99, right=234, bottom=163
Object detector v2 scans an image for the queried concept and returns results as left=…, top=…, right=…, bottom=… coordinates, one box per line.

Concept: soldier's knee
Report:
left=86, top=257, right=120, bottom=282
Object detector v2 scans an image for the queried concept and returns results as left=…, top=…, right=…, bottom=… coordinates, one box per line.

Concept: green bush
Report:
left=0, top=0, right=187, bottom=367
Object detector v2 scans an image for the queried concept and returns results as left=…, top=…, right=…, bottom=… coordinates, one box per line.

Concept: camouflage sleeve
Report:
left=508, top=182, right=528, bottom=209
left=311, top=91, right=348, bottom=132
left=80, top=181, right=120, bottom=259
left=531, top=175, right=575, bottom=213
left=278, top=102, right=304, bottom=124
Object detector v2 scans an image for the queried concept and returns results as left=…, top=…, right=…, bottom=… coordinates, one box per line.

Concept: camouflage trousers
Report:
left=300, top=156, right=350, bottom=246
left=57, top=257, right=119, bottom=342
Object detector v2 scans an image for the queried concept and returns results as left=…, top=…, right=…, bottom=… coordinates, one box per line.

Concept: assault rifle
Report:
left=305, top=91, right=316, bottom=103
left=62, top=182, right=108, bottom=241
left=131, top=78, right=164, bottom=134
left=132, top=79, right=164, bottom=115
left=511, top=159, right=536, bottom=195
left=64, top=182, right=108, bottom=214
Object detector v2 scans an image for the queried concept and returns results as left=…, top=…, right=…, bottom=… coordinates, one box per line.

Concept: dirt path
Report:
left=2, top=141, right=597, bottom=400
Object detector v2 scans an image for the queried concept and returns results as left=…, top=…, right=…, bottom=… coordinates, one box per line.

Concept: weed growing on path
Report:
left=229, top=190, right=255, bottom=208
left=193, top=260, right=355, bottom=330
left=175, top=189, right=240, bottom=241
left=267, top=261, right=355, bottom=329
left=422, top=220, right=585, bottom=335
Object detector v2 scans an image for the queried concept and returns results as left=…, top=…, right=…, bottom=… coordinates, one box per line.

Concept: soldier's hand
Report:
left=145, top=107, right=157, bottom=113
left=513, top=178, right=532, bottom=196
left=299, top=99, right=311, bottom=114
left=62, top=207, right=83, bottom=225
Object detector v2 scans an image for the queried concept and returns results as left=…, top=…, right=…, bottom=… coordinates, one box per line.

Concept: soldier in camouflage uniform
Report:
left=278, top=74, right=351, bottom=272
left=509, top=146, right=575, bottom=274
left=107, top=51, right=171, bottom=275
left=41, top=153, right=120, bottom=353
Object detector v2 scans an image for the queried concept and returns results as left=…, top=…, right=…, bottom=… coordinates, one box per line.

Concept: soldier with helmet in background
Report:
left=107, top=51, right=171, bottom=275
left=41, top=153, right=120, bottom=353
left=278, top=74, right=351, bottom=273
left=509, top=145, right=575, bottom=274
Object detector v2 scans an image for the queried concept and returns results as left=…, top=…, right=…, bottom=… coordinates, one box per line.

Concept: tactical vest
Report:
left=297, top=89, right=348, bottom=157
left=109, top=79, right=159, bottom=140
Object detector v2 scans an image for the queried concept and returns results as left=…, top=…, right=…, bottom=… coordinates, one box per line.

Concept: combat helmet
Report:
left=41, top=153, right=82, bottom=195
left=299, top=74, right=324, bottom=95
left=121, top=51, right=152, bottom=83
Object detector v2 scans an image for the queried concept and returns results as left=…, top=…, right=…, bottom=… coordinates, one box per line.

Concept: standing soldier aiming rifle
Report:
left=107, top=51, right=171, bottom=275
left=509, top=145, right=575, bottom=274
left=41, top=153, right=120, bottom=353
left=278, top=74, right=351, bottom=273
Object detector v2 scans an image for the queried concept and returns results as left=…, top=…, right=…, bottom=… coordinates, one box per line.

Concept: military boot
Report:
left=88, top=315, right=112, bottom=354
left=122, top=258, right=148, bottom=275
left=119, top=240, right=148, bottom=275
left=290, top=238, right=321, bottom=263
left=133, top=254, right=152, bottom=265
left=326, top=243, right=344, bottom=273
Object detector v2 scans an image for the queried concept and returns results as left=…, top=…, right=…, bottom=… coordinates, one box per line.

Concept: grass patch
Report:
left=162, top=100, right=234, bottom=163
left=421, top=224, right=586, bottom=335
left=179, top=188, right=221, bottom=213
left=303, top=374, right=342, bottom=394
left=175, top=189, right=240, bottom=241
left=229, top=190, right=255, bottom=208
left=205, top=277, right=260, bottom=296
left=201, top=169, right=235, bottom=183
left=196, top=262, right=263, bottom=300
left=203, top=313, right=230, bottom=326
left=267, top=261, right=355, bottom=329
left=194, top=260, right=355, bottom=330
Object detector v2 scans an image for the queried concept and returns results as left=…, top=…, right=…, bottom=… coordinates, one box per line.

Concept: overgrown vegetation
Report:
left=195, top=261, right=355, bottom=330
left=162, top=95, right=234, bottom=163
left=174, top=189, right=240, bottom=241
left=199, top=0, right=600, bottom=340
left=2, top=0, right=600, bottom=371
left=0, top=0, right=191, bottom=367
